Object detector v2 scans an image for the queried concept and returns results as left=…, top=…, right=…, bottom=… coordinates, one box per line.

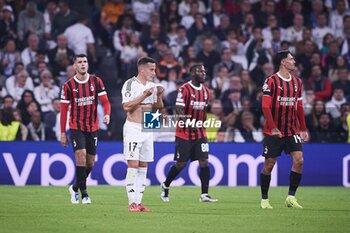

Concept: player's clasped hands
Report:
left=156, top=86, right=164, bottom=97
left=143, top=88, right=154, bottom=97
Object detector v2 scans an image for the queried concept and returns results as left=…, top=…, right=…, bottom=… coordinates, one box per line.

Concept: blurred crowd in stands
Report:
left=0, top=0, right=349, bottom=143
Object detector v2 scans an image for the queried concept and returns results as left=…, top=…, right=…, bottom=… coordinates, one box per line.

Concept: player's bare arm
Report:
left=123, top=87, right=153, bottom=112
left=123, top=87, right=154, bottom=123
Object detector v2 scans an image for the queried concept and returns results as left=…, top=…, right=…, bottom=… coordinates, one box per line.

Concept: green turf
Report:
left=0, top=186, right=349, bottom=233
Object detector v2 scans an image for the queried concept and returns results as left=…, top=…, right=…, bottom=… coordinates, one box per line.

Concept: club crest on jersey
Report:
left=125, top=91, right=131, bottom=98
left=204, top=90, right=208, bottom=100
left=262, top=83, right=270, bottom=92
left=294, top=84, right=297, bottom=92
left=90, top=84, right=94, bottom=92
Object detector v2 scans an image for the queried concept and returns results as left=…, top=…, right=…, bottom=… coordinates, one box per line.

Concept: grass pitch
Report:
left=0, top=186, right=349, bottom=233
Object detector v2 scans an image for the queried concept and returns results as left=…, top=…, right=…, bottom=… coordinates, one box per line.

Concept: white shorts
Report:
left=123, top=120, right=154, bottom=162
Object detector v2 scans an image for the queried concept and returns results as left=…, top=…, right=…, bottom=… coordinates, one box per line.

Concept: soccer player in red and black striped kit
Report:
left=60, top=54, right=111, bottom=204
left=260, top=51, right=309, bottom=209
left=160, top=64, right=218, bottom=202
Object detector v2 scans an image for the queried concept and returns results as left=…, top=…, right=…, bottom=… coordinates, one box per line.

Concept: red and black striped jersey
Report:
left=60, top=75, right=107, bottom=132
left=175, top=81, right=210, bottom=140
left=262, top=72, right=303, bottom=137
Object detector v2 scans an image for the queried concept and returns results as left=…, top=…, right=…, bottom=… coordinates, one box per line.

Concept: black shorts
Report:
left=174, top=137, right=209, bottom=162
left=262, top=134, right=303, bottom=158
left=70, top=129, right=98, bottom=155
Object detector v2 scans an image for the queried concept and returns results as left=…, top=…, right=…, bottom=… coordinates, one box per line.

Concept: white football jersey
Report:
left=121, top=77, right=157, bottom=104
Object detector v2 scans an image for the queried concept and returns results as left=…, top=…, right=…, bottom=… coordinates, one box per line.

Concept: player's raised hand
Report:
left=300, top=131, right=309, bottom=142
left=60, top=133, right=68, bottom=147
left=156, top=86, right=164, bottom=97
left=103, top=115, right=110, bottom=125
left=143, top=88, right=154, bottom=97
left=271, top=128, right=282, bottom=138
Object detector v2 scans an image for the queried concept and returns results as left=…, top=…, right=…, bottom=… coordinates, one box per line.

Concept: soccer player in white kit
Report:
left=121, top=57, right=164, bottom=212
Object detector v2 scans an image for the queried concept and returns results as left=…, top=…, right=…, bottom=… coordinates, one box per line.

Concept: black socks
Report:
left=260, top=173, right=271, bottom=199
left=288, top=171, right=302, bottom=196
left=164, top=165, right=183, bottom=187
left=200, top=166, right=210, bottom=194
left=73, top=166, right=87, bottom=197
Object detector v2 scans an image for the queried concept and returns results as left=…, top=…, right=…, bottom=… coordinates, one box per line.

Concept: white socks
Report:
left=125, top=167, right=148, bottom=205
left=125, top=168, right=137, bottom=205
left=135, top=167, right=147, bottom=205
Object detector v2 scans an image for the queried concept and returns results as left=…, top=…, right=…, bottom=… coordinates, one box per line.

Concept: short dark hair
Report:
left=177, top=25, right=186, bottom=31
left=77, top=14, right=88, bottom=22
left=221, top=47, right=230, bottom=53
left=0, top=107, right=15, bottom=126
left=137, top=57, right=156, bottom=66
left=190, top=64, right=203, bottom=73
left=274, top=50, right=291, bottom=69
left=3, top=95, right=14, bottom=101
left=343, top=15, right=350, bottom=22
left=73, top=54, right=87, bottom=63
left=52, top=97, right=60, bottom=103
left=36, top=49, right=46, bottom=56
left=15, top=62, right=24, bottom=67
left=59, top=0, right=69, bottom=6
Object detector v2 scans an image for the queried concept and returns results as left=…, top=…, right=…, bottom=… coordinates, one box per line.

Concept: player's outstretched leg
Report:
left=161, top=162, right=186, bottom=202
